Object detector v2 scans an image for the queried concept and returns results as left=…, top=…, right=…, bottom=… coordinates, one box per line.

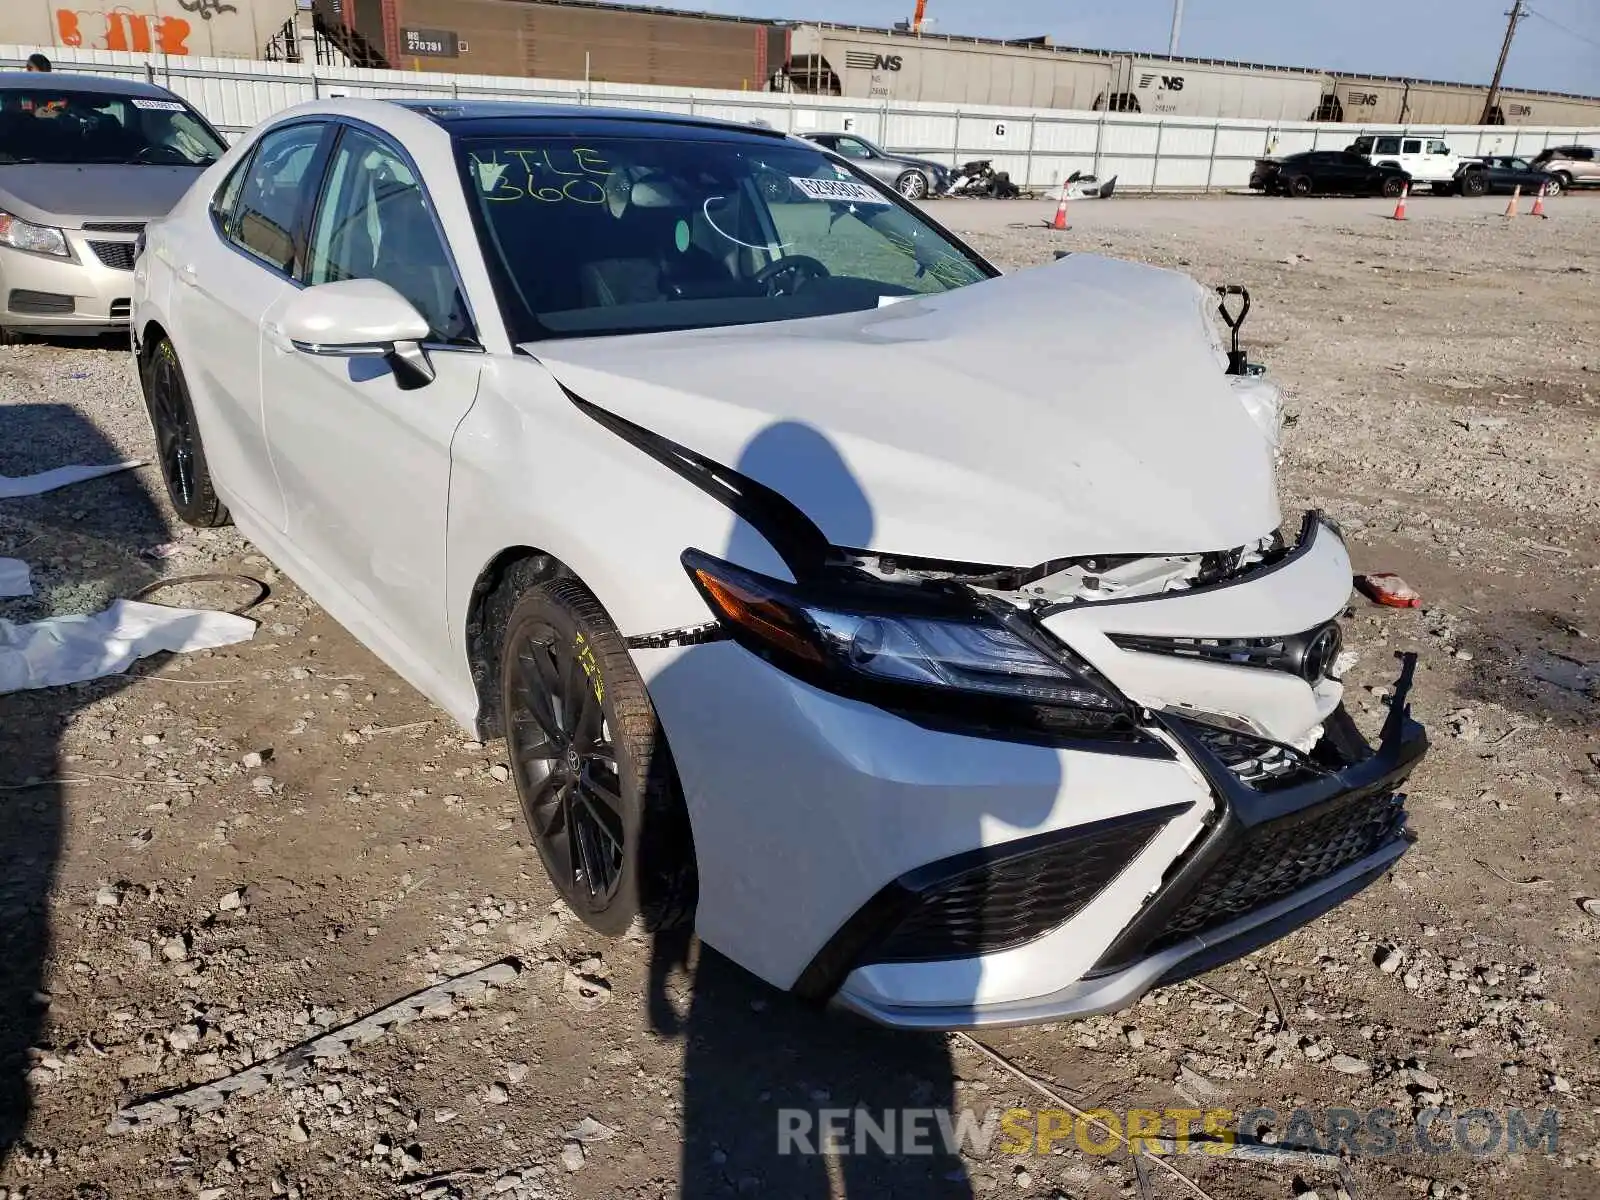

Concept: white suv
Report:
left=1347, top=134, right=1463, bottom=192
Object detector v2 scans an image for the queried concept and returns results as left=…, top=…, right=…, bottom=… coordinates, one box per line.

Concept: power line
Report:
left=1523, top=7, right=1600, bottom=52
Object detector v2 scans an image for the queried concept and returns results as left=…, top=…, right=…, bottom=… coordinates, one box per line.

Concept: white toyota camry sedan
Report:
left=131, top=99, right=1427, bottom=1029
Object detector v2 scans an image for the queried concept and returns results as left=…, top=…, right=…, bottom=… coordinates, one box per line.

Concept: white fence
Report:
left=7, top=43, right=1599, bottom=193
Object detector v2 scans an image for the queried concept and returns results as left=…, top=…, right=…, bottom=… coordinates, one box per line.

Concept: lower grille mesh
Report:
left=869, top=814, right=1173, bottom=963
left=1146, top=789, right=1406, bottom=952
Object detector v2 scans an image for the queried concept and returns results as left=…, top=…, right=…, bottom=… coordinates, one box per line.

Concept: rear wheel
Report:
left=1289, top=175, right=1313, bottom=197
left=139, top=336, right=230, bottom=528
left=1460, top=171, right=1488, bottom=197
left=496, top=573, right=695, bottom=935
left=1380, top=176, right=1406, bottom=199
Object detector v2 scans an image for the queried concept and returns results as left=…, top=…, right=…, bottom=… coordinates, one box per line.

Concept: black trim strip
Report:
left=561, top=386, right=833, bottom=581
left=791, top=803, right=1191, bottom=1003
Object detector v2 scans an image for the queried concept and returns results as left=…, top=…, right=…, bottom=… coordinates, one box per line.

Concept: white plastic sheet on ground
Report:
left=0, top=599, right=255, bottom=693
left=0, top=557, right=31, bottom=598
left=0, top=461, right=143, bottom=500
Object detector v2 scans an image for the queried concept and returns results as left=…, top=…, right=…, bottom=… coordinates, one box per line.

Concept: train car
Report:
left=1102, top=55, right=1325, bottom=120
left=4, top=0, right=294, bottom=59
left=373, top=0, right=779, bottom=88
left=781, top=24, right=1113, bottom=111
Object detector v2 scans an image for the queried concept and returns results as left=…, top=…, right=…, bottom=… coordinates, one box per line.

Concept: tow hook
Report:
left=1216, top=285, right=1263, bottom=377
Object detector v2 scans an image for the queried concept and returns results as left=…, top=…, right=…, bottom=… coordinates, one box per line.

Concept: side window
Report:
left=210, top=155, right=250, bottom=230
left=1401, top=139, right=1423, bottom=154
left=230, top=122, right=325, bottom=274
left=1575, top=147, right=1595, bottom=161
left=306, top=127, right=470, bottom=344
left=1375, top=136, right=1401, bottom=155
left=833, top=137, right=874, bottom=160
left=1428, top=139, right=1449, bottom=155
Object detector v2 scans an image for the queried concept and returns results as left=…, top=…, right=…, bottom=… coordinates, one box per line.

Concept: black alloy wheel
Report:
left=496, top=573, right=695, bottom=935
left=141, top=337, right=229, bottom=527
left=1380, top=176, right=1406, bottom=199
left=1289, top=175, right=1313, bottom=197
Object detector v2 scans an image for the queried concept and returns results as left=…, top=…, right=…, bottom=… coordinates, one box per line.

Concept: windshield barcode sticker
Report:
left=131, top=98, right=186, bottom=111
left=789, top=176, right=891, bottom=205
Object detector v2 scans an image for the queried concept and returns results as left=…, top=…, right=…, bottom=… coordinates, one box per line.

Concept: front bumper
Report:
left=834, top=662, right=1425, bottom=1029
left=0, top=228, right=139, bottom=335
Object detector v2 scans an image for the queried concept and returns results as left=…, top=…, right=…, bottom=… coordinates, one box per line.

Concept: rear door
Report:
left=259, top=122, right=484, bottom=670
left=170, top=120, right=330, bottom=532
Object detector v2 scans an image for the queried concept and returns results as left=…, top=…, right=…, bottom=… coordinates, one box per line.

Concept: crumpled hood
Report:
left=529, top=254, right=1281, bottom=567
left=0, top=164, right=202, bottom=227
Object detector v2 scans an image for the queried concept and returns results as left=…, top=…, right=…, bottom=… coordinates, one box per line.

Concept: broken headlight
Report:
left=683, top=549, right=1139, bottom=741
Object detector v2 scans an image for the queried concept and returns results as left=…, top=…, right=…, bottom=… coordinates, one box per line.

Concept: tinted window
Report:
left=1349, top=137, right=1374, bottom=154
left=460, top=133, right=991, bottom=342
left=306, top=127, right=470, bottom=343
left=1574, top=147, right=1595, bottom=161
left=229, top=122, right=325, bottom=274
left=0, top=87, right=224, bottom=166
left=1375, top=137, right=1401, bottom=154
left=1402, top=139, right=1423, bottom=154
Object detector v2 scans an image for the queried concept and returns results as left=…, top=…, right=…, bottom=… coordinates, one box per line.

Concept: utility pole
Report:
left=1480, top=1, right=1528, bottom=125
left=1168, top=0, right=1185, bottom=56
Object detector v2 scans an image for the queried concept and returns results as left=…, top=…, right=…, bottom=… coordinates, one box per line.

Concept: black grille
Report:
left=109, top=299, right=131, bottom=320
left=868, top=813, right=1175, bottom=963
left=1110, top=621, right=1343, bottom=684
left=8, top=289, right=73, bottom=315
left=83, top=221, right=146, bottom=234
left=1145, top=789, right=1406, bottom=953
left=90, top=241, right=138, bottom=271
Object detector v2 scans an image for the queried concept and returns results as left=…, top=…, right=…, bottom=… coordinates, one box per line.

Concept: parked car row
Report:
left=1250, top=136, right=1599, bottom=199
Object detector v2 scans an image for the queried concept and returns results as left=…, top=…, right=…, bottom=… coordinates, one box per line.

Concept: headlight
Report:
left=683, top=549, right=1139, bottom=740
left=0, top=210, right=69, bottom=257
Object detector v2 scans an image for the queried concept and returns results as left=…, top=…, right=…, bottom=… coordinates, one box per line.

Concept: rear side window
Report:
left=1402, top=139, right=1422, bottom=154
left=228, top=122, right=325, bottom=274
left=1375, top=137, right=1401, bottom=155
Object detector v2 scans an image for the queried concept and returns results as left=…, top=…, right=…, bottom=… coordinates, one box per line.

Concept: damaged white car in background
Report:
left=131, top=98, right=1427, bottom=1029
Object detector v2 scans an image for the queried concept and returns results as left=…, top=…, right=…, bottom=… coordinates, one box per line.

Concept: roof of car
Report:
left=390, top=98, right=787, bottom=140
left=0, top=71, right=180, bottom=98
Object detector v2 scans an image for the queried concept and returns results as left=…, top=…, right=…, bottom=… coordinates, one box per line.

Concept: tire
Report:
left=495, top=573, right=696, bottom=936
left=1289, top=175, right=1313, bottom=197
left=895, top=169, right=930, bottom=200
left=1460, top=171, right=1487, bottom=197
left=1547, top=174, right=1569, bottom=197
left=139, top=336, right=230, bottom=528
left=1380, top=176, right=1406, bottom=199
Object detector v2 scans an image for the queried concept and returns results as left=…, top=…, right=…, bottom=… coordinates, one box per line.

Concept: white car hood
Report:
left=528, top=254, right=1281, bottom=567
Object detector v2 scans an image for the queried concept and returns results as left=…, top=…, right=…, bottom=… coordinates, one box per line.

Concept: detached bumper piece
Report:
left=1094, top=654, right=1426, bottom=985
left=820, top=656, right=1427, bottom=1029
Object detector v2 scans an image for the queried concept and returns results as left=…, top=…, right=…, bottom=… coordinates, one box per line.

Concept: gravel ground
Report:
left=1, top=197, right=1597, bottom=1200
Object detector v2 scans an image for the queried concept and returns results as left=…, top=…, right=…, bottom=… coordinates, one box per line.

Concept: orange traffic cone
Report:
left=1391, top=184, right=1408, bottom=221
left=1504, top=185, right=1521, bottom=217
left=1530, top=182, right=1547, bottom=218
left=1051, top=181, right=1070, bottom=231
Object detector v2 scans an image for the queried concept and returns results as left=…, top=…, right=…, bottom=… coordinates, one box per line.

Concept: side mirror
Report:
left=279, top=278, right=436, bottom=389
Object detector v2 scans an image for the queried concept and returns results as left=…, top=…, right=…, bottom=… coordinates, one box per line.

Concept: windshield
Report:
left=0, top=89, right=225, bottom=166
left=457, top=132, right=993, bottom=341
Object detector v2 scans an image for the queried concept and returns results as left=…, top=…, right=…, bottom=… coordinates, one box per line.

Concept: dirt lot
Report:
left=2, top=196, right=1597, bottom=1200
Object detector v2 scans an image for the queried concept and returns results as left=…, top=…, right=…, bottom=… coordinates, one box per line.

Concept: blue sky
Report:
left=664, top=0, right=1599, bottom=96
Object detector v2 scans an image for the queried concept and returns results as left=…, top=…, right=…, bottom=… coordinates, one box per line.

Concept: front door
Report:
left=171, top=120, right=328, bottom=531
left=260, top=124, right=484, bottom=680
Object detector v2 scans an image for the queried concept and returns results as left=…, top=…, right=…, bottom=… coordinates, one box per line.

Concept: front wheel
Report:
left=496, top=574, right=695, bottom=936
left=139, top=336, right=230, bottom=528
left=896, top=170, right=930, bottom=200
left=1546, top=174, right=1568, bottom=197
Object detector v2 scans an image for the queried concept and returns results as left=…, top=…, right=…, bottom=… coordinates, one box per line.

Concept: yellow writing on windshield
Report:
left=470, top=147, right=611, bottom=204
